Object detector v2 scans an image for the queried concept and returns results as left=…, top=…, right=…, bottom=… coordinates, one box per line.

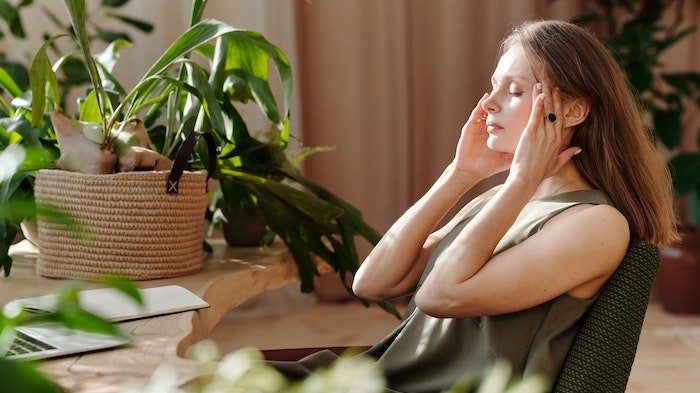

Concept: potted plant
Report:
left=0, top=0, right=395, bottom=313
left=571, top=0, right=700, bottom=313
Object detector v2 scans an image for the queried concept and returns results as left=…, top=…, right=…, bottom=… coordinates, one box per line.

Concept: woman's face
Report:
left=482, top=45, right=538, bottom=153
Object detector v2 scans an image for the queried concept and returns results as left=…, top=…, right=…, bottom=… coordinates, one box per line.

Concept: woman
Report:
left=273, top=20, right=678, bottom=392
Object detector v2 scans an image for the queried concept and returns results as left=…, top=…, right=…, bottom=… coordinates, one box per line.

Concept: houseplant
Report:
left=571, top=0, right=700, bottom=313
left=0, top=0, right=154, bottom=109
left=1, top=0, right=395, bottom=313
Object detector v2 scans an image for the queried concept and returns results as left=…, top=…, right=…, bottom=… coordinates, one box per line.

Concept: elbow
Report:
left=415, top=284, right=481, bottom=318
left=351, top=278, right=384, bottom=302
left=414, top=285, right=453, bottom=318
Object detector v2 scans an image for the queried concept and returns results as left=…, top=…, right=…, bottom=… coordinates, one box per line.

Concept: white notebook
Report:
left=5, top=285, right=210, bottom=322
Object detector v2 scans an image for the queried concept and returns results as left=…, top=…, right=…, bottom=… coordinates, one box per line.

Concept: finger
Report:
left=527, top=92, right=545, bottom=129
left=553, top=146, right=583, bottom=173
left=532, top=82, right=542, bottom=103
left=543, top=83, right=555, bottom=134
left=553, top=87, right=563, bottom=134
left=469, top=93, right=489, bottom=124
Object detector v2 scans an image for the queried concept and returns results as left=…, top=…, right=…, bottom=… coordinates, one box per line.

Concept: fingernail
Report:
left=535, top=82, right=542, bottom=91
left=574, top=149, right=582, bottom=155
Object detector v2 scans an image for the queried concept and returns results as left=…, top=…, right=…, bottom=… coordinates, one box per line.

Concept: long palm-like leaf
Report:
left=63, top=0, right=108, bottom=136
left=29, top=34, right=70, bottom=127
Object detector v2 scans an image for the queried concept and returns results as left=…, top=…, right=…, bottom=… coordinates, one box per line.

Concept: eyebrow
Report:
left=490, top=74, right=530, bottom=84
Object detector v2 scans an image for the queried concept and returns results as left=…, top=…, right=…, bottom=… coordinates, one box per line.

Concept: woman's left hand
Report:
left=507, top=83, right=581, bottom=185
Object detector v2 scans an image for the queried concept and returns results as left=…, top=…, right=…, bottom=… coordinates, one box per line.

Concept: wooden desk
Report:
left=1, top=239, right=331, bottom=392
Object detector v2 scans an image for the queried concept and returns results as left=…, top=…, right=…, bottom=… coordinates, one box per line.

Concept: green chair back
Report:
left=553, top=240, right=660, bottom=393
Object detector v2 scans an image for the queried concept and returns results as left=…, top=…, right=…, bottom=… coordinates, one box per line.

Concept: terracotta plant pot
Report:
left=656, top=230, right=700, bottom=314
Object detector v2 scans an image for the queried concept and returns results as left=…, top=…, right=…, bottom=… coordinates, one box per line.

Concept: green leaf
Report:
left=289, top=145, right=335, bottom=166
left=94, top=60, right=127, bottom=96
left=222, top=31, right=293, bottom=130
left=194, top=42, right=216, bottom=61
left=655, top=26, right=696, bottom=55
left=148, top=70, right=225, bottom=134
left=118, top=19, right=242, bottom=128
left=142, top=19, right=241, bottom=81
left=102, top=0, right=129, bottom=7
left=96, top=38, right=133, bottom=73
left=669, top=153, right=700, bottom=195
left=1, top=224, right=17, bottom=276
left=106, top=12, right=153, bottom=32
left=0, top=58, right=29, bottom=92
left=185, top=62, right=226, bottom=134
left=653, top=108, right=683, bottom=149
left=570, top=13, right=602, bottom=26
left=0, top=358, right=60, bottom=393
left=97, top=276, right=143, bottom=305
left=29, top=34, right=71, bottom=127
left=220, top=168, right=344, bottom=224
left=0, top=116, right=40, bottom=147
left=689, top=190, right=700, bottom=229
left=34, top=202, right=86, bottom=240
left=64, top=0, right=107, bottom=130
left=661, top=72, right=699, bottom=96
left=0, top=0, right=26, bottom=38
left=220, top=93, right=250, bottom=142
left=97, top=29, right=131, bottom=43
left=79, top=90, right=102, bottom=123
left=61, top=57, right=91, bottom=84
left=0, top=67, right=23, bottom=97
left=252, top=188, right=321, bottom=292
left=627, top=68, right=653, bottom=96
left=190, top=0, right=207, bottom=26
left=53, top=281, right=123, bottom=336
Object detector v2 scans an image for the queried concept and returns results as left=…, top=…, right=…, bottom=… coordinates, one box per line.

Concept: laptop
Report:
left=3, top=285, right=210, bottom=361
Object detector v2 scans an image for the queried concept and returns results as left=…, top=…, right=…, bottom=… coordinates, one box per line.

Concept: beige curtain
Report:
left=293, top=0, right=589, bottom=239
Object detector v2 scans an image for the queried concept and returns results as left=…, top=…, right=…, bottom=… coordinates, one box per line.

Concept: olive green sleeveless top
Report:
left=368, top=189, right=612, bottom=393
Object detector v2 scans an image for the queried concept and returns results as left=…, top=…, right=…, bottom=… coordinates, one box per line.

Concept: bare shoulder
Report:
left=544, top=203, right=630, bottom=274
left=548, top=203, right=629, bottom=238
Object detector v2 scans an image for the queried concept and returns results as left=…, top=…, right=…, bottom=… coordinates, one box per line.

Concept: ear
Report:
left=563, top=99, right=590, bottom=128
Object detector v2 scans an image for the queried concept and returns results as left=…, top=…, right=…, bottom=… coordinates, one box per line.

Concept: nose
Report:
left=481, top=92, right=499, bottom=113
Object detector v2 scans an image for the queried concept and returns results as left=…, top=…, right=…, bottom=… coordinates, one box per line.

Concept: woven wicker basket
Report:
left=33, top=132, right=216, bottom=280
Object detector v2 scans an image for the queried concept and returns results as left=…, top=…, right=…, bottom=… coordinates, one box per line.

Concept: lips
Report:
left=486, top=121, right=503, bottom=132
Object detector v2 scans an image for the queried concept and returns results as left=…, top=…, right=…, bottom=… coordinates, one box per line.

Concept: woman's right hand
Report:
left=452, top=93, right=514, bottom=180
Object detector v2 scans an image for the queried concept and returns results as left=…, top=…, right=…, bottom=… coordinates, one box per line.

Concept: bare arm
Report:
left=353, top=94, right=514, bottom=301
left=415, top=182, right=629, bottom=317
left=352, top=165, right=479, bottom=301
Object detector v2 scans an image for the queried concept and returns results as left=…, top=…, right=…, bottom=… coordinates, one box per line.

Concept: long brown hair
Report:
left=501, top=20, right=678, bottom=247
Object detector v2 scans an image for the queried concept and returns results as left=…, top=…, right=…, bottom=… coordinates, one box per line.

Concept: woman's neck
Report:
left=530, top=162, right=591, bottom=201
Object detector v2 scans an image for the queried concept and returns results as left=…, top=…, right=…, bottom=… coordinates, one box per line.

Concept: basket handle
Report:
left=167, top=131, right=217, bottom=194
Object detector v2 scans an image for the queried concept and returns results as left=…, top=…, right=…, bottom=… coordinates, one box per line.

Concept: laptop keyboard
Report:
left=5, top=331, right=56, bottom=356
